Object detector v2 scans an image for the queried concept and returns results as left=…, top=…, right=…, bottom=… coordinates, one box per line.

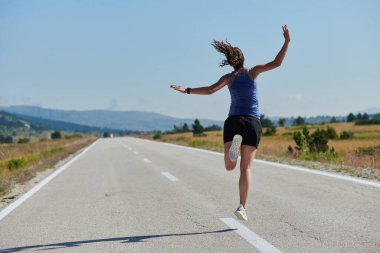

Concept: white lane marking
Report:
left=220, top=218, right=282, bottom=253
left=128, top=137, right=380, bottom=189
left=0, top=140, right=99, bottom=221
left=117, top=141, right=132, bottom=151
left=133, top=151, right=138, bottom=155
left=161, top=172, right=179, bottom=182
left=143, top=158, right=151, bottom=163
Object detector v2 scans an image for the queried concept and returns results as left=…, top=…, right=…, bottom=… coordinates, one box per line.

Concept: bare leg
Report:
left=239, top=145, right=257, bottom=208
left=224, top=141, right=237, bottom=171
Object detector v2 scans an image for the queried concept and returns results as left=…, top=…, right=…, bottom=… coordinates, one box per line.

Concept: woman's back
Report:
left=228, top=70, right=259, bottom=119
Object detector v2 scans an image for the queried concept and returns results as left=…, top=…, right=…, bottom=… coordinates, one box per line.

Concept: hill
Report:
left=0, top=111, right=128, bottom=139
left=2, top=106, right=224, bottom=132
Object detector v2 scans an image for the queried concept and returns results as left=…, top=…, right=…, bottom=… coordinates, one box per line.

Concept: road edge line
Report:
left=0, top=139, right=99, bottom=221
left=127, top=137, right=380, bottom=189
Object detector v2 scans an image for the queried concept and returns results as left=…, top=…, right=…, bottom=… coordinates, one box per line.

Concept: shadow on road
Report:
left=0, top=228, right=236, bottom=252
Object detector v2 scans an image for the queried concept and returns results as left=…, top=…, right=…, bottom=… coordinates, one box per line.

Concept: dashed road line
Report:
left=129, top=137, right=380, bottom=189
left=220, top=218, right=282, bottom=253
left=161, top=172, right=179, bottom=182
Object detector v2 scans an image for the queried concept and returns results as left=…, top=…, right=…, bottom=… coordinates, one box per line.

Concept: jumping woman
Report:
left=170, top=25, right=290, bottom=221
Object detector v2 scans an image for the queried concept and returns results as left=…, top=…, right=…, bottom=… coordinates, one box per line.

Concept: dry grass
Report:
left=0, top=136, right=96, bottom=196
left=138, top=122, right=380, bottom=180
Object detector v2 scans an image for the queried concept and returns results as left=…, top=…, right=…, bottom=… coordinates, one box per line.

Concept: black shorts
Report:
left=223, top=115, right=262, bottom=148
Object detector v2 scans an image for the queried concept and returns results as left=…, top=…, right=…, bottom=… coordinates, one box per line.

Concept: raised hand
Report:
left=282, top=25, right=290, bottom=42
left=170, top=84, right=186, bottom=94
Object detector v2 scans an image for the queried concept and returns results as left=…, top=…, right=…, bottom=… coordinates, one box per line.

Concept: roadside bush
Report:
left=310, top=128, right=329, bottom=153
left=188, top=140, right=208, bottom=147
left=264, top=126, right=277, bottom=136
left=326, top=126, right=338, bottom=139
left=340, top=131, right=354, bottom=139
left=291, top=126, right=338, bottom=162
left=51, top=131, right=62, bottom=139
left=17, top=138, right=30, bottom=144
left=7, top=157, right=28, bottom=171
left=153, top=132, right=162, bottom=139
left=43, top=147, right=65, bottom=158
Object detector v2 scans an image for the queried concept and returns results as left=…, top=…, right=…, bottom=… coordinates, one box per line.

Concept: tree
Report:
left=204, top=124, right=222, bottom=131
left=293, top=116, right=305, bottom=125
left=192, top=119, right=204, bottom=135
left=362, top=113, right=370, bottom=120
left=347, top=113, right=356, bottom=122
left=330, top=116, right=338, bottom=123
left=0, top=134, right=13, bottom=144
left=278, top=118, right=286, bottom=127
left=183, top=123, right=190, bottom=132
left=260, top=114, right=274, bottom=128
left=51, top=131, right=62, bottom=139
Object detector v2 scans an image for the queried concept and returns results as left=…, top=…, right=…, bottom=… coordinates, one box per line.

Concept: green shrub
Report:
left=310, top=128, right=329, bottom=153
left=153, top=132, right=162, bottom=139
left=7, top=157, right=28, bottom=171
left=43, top=147, right=65, bottom=158
left=264, top=126, right=277, bottom=136
left=188, top=140, right=208, bottom=147
left=17, top=138, right=30, bottom=144
left=292, top=126, right=330, bottom=154
left=340, top=131, right=354, bottom=139
left=326, top=126, right=338, bottom=139
left=51, top=131, right=62, bottom=139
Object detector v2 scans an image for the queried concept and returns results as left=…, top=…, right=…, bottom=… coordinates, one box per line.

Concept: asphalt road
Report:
left=0, top=137, right=379, bottom=253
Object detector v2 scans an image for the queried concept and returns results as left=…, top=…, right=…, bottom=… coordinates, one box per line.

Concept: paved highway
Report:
left=0, top=137, right=379, bottom=252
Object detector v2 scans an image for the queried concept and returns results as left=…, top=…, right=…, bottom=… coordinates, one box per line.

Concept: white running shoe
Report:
left=234, top=204, right=248, bottom=221
left=229, top=135, right=242, bottom=162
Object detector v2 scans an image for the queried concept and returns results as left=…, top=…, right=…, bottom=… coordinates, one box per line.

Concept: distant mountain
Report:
left=356, top=108, right=380, bottom=115
left=2, top=106, right=224, bottom=132
left=0, top=110, right=126, bottom=135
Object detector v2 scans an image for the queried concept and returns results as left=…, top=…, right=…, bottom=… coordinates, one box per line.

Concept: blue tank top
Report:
left=228, top=71, right=259, bottom=119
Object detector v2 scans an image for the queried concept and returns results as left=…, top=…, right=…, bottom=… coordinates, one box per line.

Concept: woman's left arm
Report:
left=170, top=74, right=231, bottom=95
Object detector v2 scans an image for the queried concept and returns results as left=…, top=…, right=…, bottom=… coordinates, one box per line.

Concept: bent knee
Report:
left=225, top=164, right=236, bottom=171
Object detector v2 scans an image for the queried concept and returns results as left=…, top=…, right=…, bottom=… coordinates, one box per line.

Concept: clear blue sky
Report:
left=1, top=0, right=379, bottom=120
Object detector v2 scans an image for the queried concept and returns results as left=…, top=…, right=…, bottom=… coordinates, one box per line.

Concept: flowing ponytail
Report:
left=212, top=40, right=245, bottom=70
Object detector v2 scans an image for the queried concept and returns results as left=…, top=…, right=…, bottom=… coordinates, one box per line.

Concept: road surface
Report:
left=0, top=137, right=379, bottom=252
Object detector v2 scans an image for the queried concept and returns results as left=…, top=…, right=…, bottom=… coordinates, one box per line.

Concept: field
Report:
left=137, top=122, right=380, bottom=180
left=0, top=136, right=96, bottom=197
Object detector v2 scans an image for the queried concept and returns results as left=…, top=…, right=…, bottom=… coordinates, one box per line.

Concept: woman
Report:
left=170, top=25, right=290, bottom=221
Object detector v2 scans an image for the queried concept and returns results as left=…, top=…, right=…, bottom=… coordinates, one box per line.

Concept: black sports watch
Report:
left=186, top=88, right=191, bottom=94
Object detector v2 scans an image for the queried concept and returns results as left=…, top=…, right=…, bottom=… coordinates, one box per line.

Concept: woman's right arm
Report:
left=249, top=25, right=290, bottom=80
